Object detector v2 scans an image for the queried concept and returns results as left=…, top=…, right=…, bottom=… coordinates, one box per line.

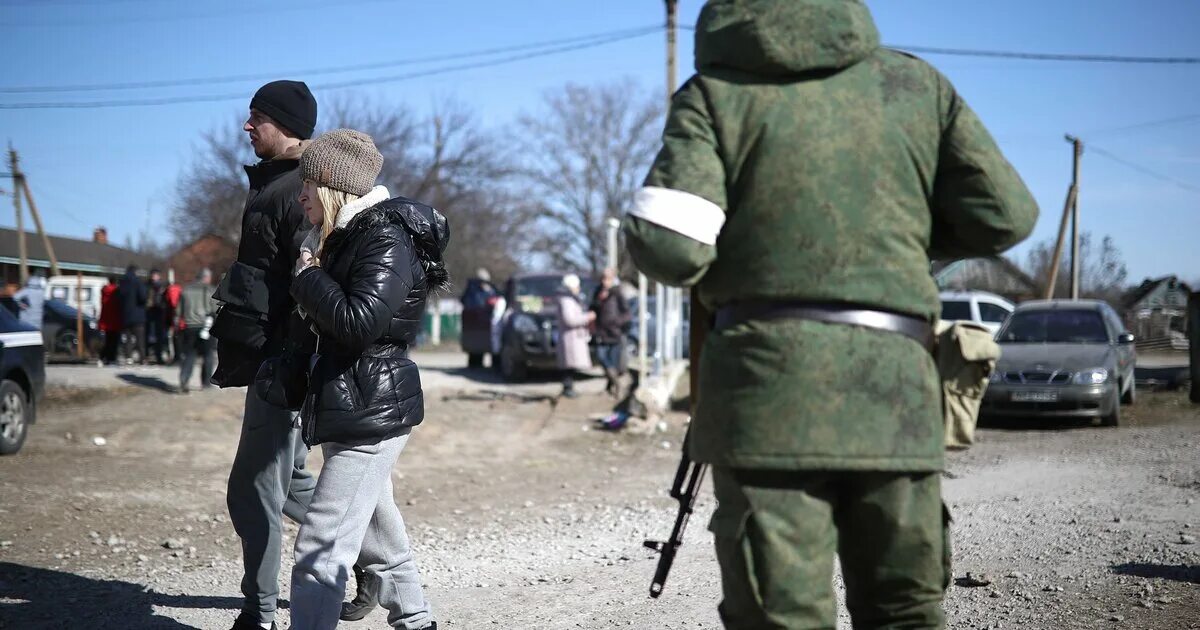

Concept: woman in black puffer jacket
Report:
left=282, top=129, right=447, bottom=630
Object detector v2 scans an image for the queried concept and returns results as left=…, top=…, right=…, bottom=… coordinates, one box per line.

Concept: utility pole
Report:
left=21, top=170, right=61, bottom=277
left=1068, top=136, right=1082, bottom=300
left=9, top=146, right=28, bottom=283
left=1045, top=135, right=1082, bottom=300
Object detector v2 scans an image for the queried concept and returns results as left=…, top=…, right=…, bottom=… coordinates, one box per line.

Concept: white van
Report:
left=45, top=275, right=108, bottom=319
left=939, top=290, right=1015, bottom=336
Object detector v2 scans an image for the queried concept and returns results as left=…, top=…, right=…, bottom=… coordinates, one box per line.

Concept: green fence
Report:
left=420, top=310, right=462, bottom=344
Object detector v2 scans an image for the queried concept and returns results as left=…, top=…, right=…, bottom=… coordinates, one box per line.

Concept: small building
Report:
left=0, top=226, right=161, bottom=292
left=167, top=234, right=238, bottom=285
left=1122, top=276, right=1192, bottom=349
left=932, top=257, right=1040, bottom=303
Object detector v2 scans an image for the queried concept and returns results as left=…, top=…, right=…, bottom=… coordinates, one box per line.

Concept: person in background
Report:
left=555, top=273, right=594, bottom=398
left=165, top=274, right=184, bottom=365
left=590, top=268, right=631, bottom=398
left=118, top=265, right=148, bottom=365
left=98, top=275, right=122, bottom=365
left=145, top=268, right=168, bottom=364
left=177, top=268, right=217, bottom=393
left=13, top=272, right=46, bottom=329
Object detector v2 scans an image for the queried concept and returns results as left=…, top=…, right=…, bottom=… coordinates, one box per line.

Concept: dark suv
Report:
left=0, top=304, right=46, bottom=455
left=495, top=273, right=596, bottom=382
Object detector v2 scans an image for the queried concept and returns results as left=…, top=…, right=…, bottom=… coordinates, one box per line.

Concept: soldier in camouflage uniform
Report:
left=623, top=1, right=1038, bottom=628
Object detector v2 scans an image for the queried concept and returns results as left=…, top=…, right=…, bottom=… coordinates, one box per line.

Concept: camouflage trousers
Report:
left=710, top=468, right=950, bottom=630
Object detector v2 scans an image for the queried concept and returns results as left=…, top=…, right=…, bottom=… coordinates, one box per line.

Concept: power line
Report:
left=677, top=25, right=1200, bottom=64
left=1087, top=144, right=1200, bottom=194
left=1085, top=113, right=1200, bottom=137
left=0, top=0, right=394, bottom=27
left=890, top=45, right=1200, bottom=65
left=0, top=28, right=659, bottom=110
left=0, top=25, right=661, bottom=94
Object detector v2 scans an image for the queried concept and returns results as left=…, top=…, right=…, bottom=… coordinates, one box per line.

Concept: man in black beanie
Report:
left=211, top=80, right=371, bottom=630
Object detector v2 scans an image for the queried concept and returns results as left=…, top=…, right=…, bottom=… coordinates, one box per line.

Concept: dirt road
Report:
left=0, top=353, right=1196, bottom=629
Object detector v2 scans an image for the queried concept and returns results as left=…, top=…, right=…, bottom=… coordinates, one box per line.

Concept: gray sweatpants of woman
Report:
left=290, top=432, right=432, bottom=630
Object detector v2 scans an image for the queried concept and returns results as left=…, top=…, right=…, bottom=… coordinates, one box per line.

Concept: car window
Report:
left=49, top=286, right=68, bottom=300
left=979, top=302, right=1012, bottom=324
left=998, top=309, right=1109, bottom=344
left=940, top=300, right=972, bottom=321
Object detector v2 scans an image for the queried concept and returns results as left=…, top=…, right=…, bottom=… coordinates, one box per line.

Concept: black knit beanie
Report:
left=250, top=80, right=317, bottom=139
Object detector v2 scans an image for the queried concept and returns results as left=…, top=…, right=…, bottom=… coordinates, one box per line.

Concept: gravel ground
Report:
left=0, top=355, right=1196, bottom=629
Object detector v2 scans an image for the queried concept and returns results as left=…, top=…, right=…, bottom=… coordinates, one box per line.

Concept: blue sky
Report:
left=0, top=0, right=1197, bottom=283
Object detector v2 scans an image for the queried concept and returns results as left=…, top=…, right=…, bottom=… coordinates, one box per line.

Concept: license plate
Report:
left=1012, top=390, right=1058, bottom=403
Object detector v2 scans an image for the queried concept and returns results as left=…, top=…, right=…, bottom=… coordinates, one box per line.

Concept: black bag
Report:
left=254, top=348, right=310, bottom=411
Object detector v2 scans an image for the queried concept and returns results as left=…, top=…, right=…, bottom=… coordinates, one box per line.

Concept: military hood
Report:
left=695, top=0, right=880, bottom=77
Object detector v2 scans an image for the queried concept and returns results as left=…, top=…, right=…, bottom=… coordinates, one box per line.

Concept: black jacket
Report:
left=211, top=145, right=310, bottom=387
left=118, top=270, right=148, bottom=326
left=291, top=197, right=450, bottom=446
left=590, top=286, right=630, bottom=344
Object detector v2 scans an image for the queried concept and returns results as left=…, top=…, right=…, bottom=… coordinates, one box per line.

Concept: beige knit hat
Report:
left=300, top=128, right=383, bottom=196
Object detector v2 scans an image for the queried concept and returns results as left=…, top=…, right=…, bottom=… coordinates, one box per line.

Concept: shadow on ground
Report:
left=0, top=562, right=243, bottom=629
left=1111, top=562, right=1200, bottom=585
left=117, top=373, right=177, bottom=394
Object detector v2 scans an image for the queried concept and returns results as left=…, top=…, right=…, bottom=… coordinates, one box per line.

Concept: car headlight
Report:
left=87, top=321, right=97, bottom=330
left=512, top=314, right=538, bottom=335
left=989, top=370, right=1004, bottom=383
left=1072, top=368, right=1108, bottom=385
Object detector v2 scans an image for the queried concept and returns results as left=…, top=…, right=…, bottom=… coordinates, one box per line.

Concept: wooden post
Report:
left=9, top=147, right=28, bottom=284
left=76, top=271, right=85, bottom=359
left=20, top=176, right=61, bottom=277
left=1189, top=291, right=1199, bottom=404
left=1046, top=136, right=1082, bottom=299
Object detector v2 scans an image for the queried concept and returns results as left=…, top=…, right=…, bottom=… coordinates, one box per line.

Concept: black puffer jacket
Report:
left=211, top=142, right=310, bottom=387
left=291, top=194, right=450, bottom=446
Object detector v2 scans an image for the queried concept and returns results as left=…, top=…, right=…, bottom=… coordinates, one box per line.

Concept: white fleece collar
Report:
left=299, top=185, right=391, bottom=259
left=334, top=185, right=391, bottom=230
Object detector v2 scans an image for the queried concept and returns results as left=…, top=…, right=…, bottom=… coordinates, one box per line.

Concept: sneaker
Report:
left=340, top=564, right=381, bottom=621
left=229, top=612, right=275, bottom=630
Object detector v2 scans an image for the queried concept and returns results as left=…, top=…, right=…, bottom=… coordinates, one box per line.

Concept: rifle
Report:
left=643, top=429, right=707, bottom=598
left=643, top=287, right=711, bottom=598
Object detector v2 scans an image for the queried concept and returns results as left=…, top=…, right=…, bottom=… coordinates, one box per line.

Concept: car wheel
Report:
left=1100, top=389, right=1121, bottom=427
left=0, top=380, right=30, bottom=455
left=467, top=353, right=484, bottom=369
left=500, top=340, right=527, bottom=383
left=1120, top=378, right=1136, bottom=406
left=55, top=330, right=80, bottom=357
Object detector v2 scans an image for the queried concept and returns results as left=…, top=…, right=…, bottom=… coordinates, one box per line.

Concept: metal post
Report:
left=606, top=217, right=620, bottom=272
left=76, top=271, right=84, bottom=359
left=638, top=273, right=648, bottom=385
left=1047, top=136, right=1082, bottom=299
left=655, top=282, right=666, bottom=374
left=1189, top=291, right=1199, bottom=404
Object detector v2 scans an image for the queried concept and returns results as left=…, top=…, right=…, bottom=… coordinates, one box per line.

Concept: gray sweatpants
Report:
left=227, top=388, right=317, bottom=624
left=290, top=432, right=432, bottom=630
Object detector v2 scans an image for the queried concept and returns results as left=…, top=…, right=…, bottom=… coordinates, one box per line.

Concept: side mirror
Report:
left=1117, top=333, right=1135, bottom=345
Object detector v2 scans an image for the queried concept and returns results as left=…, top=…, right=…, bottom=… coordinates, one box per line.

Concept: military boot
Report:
left=340, top=564, right=381, bottom=621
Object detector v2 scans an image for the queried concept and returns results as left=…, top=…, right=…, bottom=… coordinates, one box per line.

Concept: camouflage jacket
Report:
left=624, top=0, right=1038, bottom=471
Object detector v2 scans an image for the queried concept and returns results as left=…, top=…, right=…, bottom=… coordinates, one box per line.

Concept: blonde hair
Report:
left=312, top=185, right=361, bottom=264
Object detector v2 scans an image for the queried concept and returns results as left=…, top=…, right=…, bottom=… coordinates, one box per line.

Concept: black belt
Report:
left=713, top=301, right=935, bottom=352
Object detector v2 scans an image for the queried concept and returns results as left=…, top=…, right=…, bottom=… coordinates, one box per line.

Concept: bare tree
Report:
left=169, top=96, right=537, bottom=289
left=169, top=121, right=254, bottom=246
left=1024, top=232, right=1130, bottom=303
left=515, top=80, right=663, bottom=277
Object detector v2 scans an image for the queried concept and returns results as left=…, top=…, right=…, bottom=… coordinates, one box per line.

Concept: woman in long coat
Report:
left=556, top=273, right=594, bottom=398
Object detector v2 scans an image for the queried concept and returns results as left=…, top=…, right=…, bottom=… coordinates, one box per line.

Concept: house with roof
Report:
left=1122, top=276, right=1192, bottom=350
left=932, top=256, right=1040, bottom=303
left=0, top=226, right=161, bottom=292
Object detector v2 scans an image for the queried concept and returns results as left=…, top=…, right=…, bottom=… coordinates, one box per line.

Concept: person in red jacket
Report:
left=164, top=278, right=183, bottom=364
left=98, top=276, right=122, bottom=365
